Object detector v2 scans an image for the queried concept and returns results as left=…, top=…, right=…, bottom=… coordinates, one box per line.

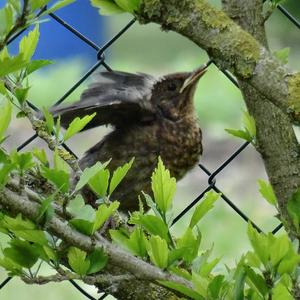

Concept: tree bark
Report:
left=137, top=0, right=300, bottom=124
left=220, top=0, right=300, bottom=237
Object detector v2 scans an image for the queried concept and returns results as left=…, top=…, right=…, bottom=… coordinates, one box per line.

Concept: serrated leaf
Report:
left=146, top=235, right=169, bottom=269
left=189, top=191, right=219, bottom=228
left=243, top=111, right=256, bottom=139
left=130, top=214, right=169, bottom=241
left=91, top=0, right=124, bottom=15
left=42, top=107, right=54, bottom=134
left=4, top=239, right=40, bottom=268
left=10, top=150, right=35, bottom=171
left=273, top=48, right=290, bottom=65
left=233, top=264, right=246, bottom=300
left=244, top=266, right=268, bottom=297
left=258, top=179, right=277, bottom=206
left=36, top=195, right=55, bottom=223
left=69, top=219, right=94, bottom=236
left=110, top=228, right=147, bottom=257
left=88, top=167, right=110, bottom=197
left=12, top=229, right=48, bottom=246
left=63, top=113, right=96, bottom=141
left=92, top=201, right=119, bottom=233
left=32, top=148, right=48, bottom=165
left=19, top=25, right=39, bottom=61
left=151, top=157, right=176, bottom=214
left=269, top=234, right=289, bottom=267
left=26, top=59, right=53, bottom=75
left=15, top=86, right=30, bottom=104
left=109, top=157, right=134, bottom=195
left=87, top=248, right=107, bottom=274
left=0, top=256, right=23, bottom=275
left=75, top=161, right=109, bottom=192
left=0, top=97, right=12, bottom=140
left=67, top=195, right=95, bottom=222
left=159, top=280, right=204, bottom=300
left=41, top=165, right=69, bottom=193
left=29, top=0, right=51, bottom=10
left=68, top=247, right=90, bottom=276
left=0, top=54, right=28, bottom=76
left=272, top=282, right=293, bottom=300
left=177, top=227, right=201, bottom=264
left=208, top=275, right=225, bottom=299
left=247, top=224, right=269, bottom=266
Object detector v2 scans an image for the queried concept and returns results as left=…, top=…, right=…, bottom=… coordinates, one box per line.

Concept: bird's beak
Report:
left=179, top=64, right=208, bottom=93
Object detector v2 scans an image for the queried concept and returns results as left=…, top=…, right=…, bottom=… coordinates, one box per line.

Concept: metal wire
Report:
left=0, top=2, right=298, bottom=299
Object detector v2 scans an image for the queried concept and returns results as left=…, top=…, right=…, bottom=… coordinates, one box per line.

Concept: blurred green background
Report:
left=1, top=0, right=300, bottom=299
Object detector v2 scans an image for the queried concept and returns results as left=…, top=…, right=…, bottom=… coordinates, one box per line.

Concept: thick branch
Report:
left=221, top=0, right=300, bottom=239
left=137, top=0, right=300, bottom=123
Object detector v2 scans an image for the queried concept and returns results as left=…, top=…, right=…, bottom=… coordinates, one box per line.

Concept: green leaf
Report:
left=36, top=195, right=55, bottom=223
left=0, top=97, right=12, bottom=140
left=88, top=167, right=110, bottom=197
left=243, top=110, right=256, bottom=138
left=43, top=0, right=75, bottom=14
left=19, top=26, right=40, bottom=61
left=247, top=224, right=268, bottom=266
left=0, top=162, right=14, bottom=185
left=91, top=0, right=124, bottom=15
left=0, top=54, right=28, bottom=76
left=26, top=59, right=53, bottom=75
left=272, top=282, right=293, bottom=300
left=115, top=0, right=140, bottom=13
left=225, top=111, right=256, bottom=142
left=29, top=0, right=51, bottom=11
left=33, top=148, right=48, bottom=165
left=69, top=219, right=94, bottom=236
left=15, top=86, right=30, bottom=104
left=208, top=275, right=225, bottom=299
left=146, top=235, right=169, bottom=269
left=67, top=247, right=90, bottom=276
left=130, top=214, right=169, bottom=242
left=189, top=191, right=219, bottom=228
left=273, top=48, right=290, bottom=64
left=258, top=179, right=277, bottom=206
left=269, top=234, right=289, bottom=267
left=177, top=227, right=201, bottom=264
left=110, top=228, right=147, bottom=257
left=0, top=256, right=23, bottom=275
left=75, top=161, right=109, bottom=192
left=64, top=113, right=96, bottom=141
left=87, top=248, right=107, bottom=274
left=225, top=129, right=251, bottom=141
left=244, top=266, right=268, bottom=298
left=109, top=157, right=134, bottom=195
left=92, top=201, right=120, bottom=233
left=42, top=107, right=54, bottom=134
left=4, top=239, right=40, bottom=268
left=67, top=195, right=95, bottom=222
left=233, top=263, right=246, bottom=300
left=53, top=147, right=70, bottom=173
left=41, top=165, right=69, bottom=193
left=10, top=150, right=35, bottom=171
left=159, top=280, right=204, bottom=300
left=287, top=189, right=300, bottom=231
left=151, top=157, right=176, bottom=214
left=12, top=229, right=48, bottom=246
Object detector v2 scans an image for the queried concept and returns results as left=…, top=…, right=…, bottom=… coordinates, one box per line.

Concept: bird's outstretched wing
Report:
left=51, top=71, right=157, bottom=130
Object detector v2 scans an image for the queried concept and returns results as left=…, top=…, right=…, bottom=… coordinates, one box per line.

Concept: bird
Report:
left=52, top=65, right=207, bottom=212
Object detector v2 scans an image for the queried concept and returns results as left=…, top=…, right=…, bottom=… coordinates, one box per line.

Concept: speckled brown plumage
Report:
left=52, top=66, right=207, bottom=212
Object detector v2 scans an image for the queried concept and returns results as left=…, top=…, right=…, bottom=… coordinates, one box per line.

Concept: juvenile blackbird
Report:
left=53, top=65, right=207, bottom=212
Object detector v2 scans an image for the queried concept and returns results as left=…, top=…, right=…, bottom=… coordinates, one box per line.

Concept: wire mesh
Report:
left=0, top=2, right=299, bottom=299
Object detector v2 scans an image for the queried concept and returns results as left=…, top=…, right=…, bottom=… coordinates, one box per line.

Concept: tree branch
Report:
left=0, top=184, right=191, bottom=299
left=137, top=0, right=300, bottom=124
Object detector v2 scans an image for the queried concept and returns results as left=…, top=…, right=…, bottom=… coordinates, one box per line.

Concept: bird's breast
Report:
left=157, top=117, right=202, bottom=179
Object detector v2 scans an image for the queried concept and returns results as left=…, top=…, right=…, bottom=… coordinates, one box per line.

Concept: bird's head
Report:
left=151, top=65, right=208, bottom=121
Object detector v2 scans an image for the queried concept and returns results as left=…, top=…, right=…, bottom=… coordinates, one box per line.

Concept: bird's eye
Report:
left=167, top=82, right=177, bottom=91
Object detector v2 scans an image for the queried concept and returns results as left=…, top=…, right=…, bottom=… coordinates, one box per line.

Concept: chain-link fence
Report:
left=0, top=2, right=299, bottom=299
